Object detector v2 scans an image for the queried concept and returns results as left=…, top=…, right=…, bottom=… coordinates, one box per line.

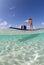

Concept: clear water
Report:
left=0, top=32, right=44, bottom=65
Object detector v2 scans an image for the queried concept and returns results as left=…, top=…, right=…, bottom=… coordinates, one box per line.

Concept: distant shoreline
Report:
left=0, top=29, right=44, bottom=35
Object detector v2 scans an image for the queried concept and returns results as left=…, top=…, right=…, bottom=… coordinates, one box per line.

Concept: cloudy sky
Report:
left=0, top=0, right=44, bottom=29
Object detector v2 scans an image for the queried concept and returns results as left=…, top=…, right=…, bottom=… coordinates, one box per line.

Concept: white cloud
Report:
left=24, top=19, right=29, bottom=23
left=42, top=22, right=44, bottom=25
left=0, top=20, right=12, bottom=29
left=33, top=26, right=36, bottom=29
left=8, top=24, right=12, bottom=27
left=0, top=21, right=8, bottom=26
left=9, top=7, right=15, bottom=10
left=9, top=13, right=15, bottom=17
left=15, top=25, right=21, bottom=28
left=9, top=6, right=16, bottom=17
left=27, top=26, right=36, bottom=29
left=27, top=26, right=30, bottom=29
left=0, top=21, right=8, bottom=29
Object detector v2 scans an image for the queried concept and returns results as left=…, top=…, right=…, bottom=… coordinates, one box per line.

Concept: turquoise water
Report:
left=0, top=33, right=44, bottom=65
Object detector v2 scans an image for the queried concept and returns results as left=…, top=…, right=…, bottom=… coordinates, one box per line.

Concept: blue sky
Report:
left=0, top=0, right=44, bottom=29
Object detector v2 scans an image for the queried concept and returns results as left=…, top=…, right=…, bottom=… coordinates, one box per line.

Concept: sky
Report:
left=0, top=0, right=44, bottom=29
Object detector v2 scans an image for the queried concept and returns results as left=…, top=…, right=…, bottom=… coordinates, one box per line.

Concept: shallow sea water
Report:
left=0, top=32, right=44, bottom=65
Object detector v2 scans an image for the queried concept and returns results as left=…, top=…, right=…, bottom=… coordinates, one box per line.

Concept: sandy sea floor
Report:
left=0, top=29, right=44, bottom=65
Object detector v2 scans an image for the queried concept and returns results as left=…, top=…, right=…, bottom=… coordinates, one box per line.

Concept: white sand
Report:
left=0, top=29, right=44, bottom=35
